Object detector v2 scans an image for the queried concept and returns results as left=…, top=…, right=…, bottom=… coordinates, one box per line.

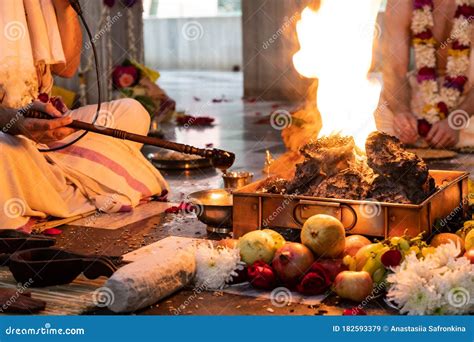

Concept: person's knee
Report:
left=117, top=98, right=150, bottom=135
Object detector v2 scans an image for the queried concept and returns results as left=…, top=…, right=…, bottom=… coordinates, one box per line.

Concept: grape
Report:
left=343, top=255, right=356, bottom=271
left=398, top=238, right=410, bottom=251
left=372, top=267, right=386, bottom=284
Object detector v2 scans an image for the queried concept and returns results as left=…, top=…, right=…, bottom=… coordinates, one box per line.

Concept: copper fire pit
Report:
left=232, top=170, right=469, bottom=238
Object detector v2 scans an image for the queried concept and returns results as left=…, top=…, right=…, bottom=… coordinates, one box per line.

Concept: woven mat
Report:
left=0, top=268, right=105, bottom=315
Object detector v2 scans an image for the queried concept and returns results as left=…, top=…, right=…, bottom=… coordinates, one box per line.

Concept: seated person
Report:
left=0, top=0, right=168, bottom=229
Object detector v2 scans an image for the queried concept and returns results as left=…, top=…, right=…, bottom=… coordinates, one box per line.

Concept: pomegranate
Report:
left=318, top=259, right=347, bottom=281
left=272, top=242, right=315, bottom=285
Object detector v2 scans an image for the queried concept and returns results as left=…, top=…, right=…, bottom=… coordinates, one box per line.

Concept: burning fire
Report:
left=293, top=0, right=383, bottom=148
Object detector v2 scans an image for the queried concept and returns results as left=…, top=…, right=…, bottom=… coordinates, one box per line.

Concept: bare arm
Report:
left=382, top=0, right=412, bottom=113
left=382, top=0, right=419, bottom=144
left=51, top=0, right=82, bottom=78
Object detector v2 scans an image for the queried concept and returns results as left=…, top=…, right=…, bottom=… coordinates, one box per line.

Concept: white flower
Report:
left=451, top=17, right=471, bottom=46
left=455, top=0, right=471, bottom=7
left=419, top=80, right=439, bottom=99
left=441, top=87, right=461, bottom=108
left=446, top=54, right=470, bottom=76
left=387, top=242, right=474, bottom=315
left=414, top=45, right=437, bottom=69
left=411, top=7, right=434, bottom=35
left=193, top=242, right=244, bottom=290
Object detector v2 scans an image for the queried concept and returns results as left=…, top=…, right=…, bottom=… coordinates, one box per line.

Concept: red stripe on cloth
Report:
left=56, top=146, right=152, bottom=196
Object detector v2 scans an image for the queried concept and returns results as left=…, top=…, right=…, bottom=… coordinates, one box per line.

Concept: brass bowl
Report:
left=222, top=171, right=254, bottom=189
left=188, top=189, right=233, bottom=230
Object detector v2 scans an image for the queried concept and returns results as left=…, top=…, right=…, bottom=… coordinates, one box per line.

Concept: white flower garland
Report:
left=411, top=0, right=473, bottom=124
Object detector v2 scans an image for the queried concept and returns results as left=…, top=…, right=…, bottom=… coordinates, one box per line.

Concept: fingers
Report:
left=24, top=117, right=73, bottom=131
left=31, top=101, right=62, bottom=118
left=425, top=123, right=439, bottom=142
left=30, top=127, right=76, bottom=143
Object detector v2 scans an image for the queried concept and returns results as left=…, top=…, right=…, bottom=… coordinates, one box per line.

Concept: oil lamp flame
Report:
left=293, top=0, right=383, bottom=148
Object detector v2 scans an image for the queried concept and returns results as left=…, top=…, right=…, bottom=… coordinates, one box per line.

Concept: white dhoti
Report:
left=0, top=98, right=168, bottom=229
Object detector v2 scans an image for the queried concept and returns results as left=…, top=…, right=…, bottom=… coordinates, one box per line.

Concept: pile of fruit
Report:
left=232, top=214, right=474, bottom=306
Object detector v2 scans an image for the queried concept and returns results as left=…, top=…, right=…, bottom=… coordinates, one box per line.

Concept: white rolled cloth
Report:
left=0, top=0, right=65, bottom=108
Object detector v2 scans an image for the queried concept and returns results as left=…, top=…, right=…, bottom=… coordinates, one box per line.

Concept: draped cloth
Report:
left=0, top=0, right=65, bottom=108
left=0, top=1, right=169, bottom=228
left=0, top=99, right=169, bottom=229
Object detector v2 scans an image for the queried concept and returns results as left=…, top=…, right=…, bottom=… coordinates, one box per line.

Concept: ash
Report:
left=258, top=132, right=436, bottom=204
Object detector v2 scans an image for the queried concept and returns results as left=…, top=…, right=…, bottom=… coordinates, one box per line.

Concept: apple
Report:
left=344, top=235, right=371, bottom=257
left=262, top=229, right=286, bottom=251
left=464, top=248, right=474, bottom=264
left=238, top=230, right=276, bottom=265
left=301, top=214, right=345, bottom=258
left=333, top=271, right=373, bottom=302
left=430, top=233, right=465, bottom=255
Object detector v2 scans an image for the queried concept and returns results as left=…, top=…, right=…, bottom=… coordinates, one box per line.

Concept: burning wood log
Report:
left=257, top=132, right=436, bottom=204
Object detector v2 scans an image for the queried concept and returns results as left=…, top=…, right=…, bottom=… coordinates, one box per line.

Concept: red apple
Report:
left=344, top=235, right=371, bottom=257
left=333, top=271, right=373, bottom=302
left=464, top=248, right=474, bottom=264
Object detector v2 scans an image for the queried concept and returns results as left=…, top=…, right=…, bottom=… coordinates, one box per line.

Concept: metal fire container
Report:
left=232, top=170, right=469, bottom=238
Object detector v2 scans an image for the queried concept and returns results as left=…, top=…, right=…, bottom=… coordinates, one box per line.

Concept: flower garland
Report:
left=411, top=0, right=474, bottom=125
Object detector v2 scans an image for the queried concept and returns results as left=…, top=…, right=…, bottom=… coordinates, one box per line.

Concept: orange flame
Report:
left=293, top=0, right=383, bottom=148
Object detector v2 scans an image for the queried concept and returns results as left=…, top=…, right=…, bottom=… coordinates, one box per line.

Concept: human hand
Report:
left=425, top=119, right=460, bottom=148
left=393, top=111, right=419, bottom=144
left=19, top=101, right=76, bottom=143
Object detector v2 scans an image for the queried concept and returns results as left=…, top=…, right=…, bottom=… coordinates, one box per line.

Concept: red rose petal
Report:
left=43, top=228, right=62, bottom=236
left=417, top=119, right=432, bottom=138
left=343, top=307, right=367, bottom=315
left=38, top=93, right=49, bottom=103
left=381, top=249, right=403, bottom=268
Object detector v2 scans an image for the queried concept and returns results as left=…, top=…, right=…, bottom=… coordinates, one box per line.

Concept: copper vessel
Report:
left=232, top=170, right=469, bottom=238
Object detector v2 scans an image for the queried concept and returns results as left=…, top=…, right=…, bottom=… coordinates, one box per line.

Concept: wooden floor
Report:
left=56, top=71, right=471, bottom=315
